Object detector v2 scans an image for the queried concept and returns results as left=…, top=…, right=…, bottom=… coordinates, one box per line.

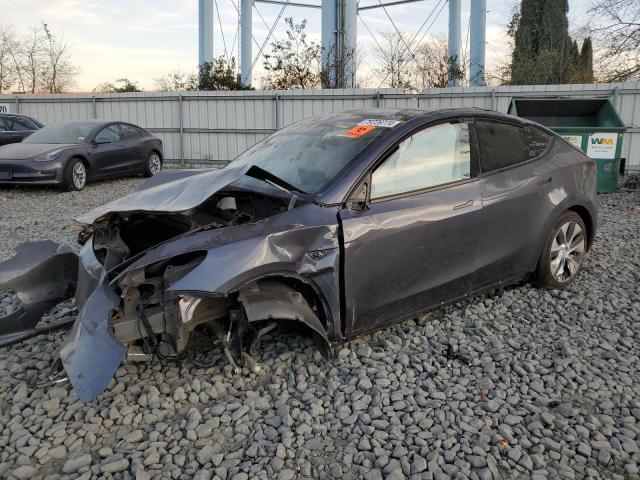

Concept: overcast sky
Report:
left=1, top=0, right=590, bottom=90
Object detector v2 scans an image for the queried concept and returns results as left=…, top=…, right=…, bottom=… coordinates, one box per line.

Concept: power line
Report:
left=358, top=13, right=385, bottom=54
left=394, top=0, right=447, bottom=74
left=378, top=0, right=414, bottom=60
left=375, top=0, right=448, bottom=88
left=214, top=0, right=230, bottom=61
left=399, top=0, right=446, bottom=66
left=251, top=1, right=289, bottom=71
left=254, top=3, right=280, bottom=44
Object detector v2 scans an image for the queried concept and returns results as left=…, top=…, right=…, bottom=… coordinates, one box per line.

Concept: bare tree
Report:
left=0, top=24, right=79, bottom=94
left=40, top=24, right=79, bottom=93
left=587, top=0, right=640, bottom=81
left=94, top=78, right=142, bottom=93
left=320, top=43, right=359, bottom=88
left=262, top=18, right=322, bottom=90
left=155, top=70, right=198, bottom=91
left=373, top=32, right=414, bottom=90
left=0, top=26, right=19, bottom=93
left=21, top=25, right=47, bottom=94
left=412, top=36, right=466, bottom=90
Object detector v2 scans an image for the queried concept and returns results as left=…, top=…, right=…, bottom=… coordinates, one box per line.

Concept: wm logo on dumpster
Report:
left=591, top=137, right=614, bottom=145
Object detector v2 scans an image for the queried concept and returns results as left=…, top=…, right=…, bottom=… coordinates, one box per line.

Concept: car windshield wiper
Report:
left=245, top=165, right=306, bottom=195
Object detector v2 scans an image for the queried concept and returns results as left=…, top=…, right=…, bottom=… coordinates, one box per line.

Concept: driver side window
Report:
left=371, top=122, right=471, bottom=199
left=95, top=125, right=120, bottom=143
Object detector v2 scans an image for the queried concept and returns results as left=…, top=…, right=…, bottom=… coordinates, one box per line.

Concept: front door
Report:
left=89, top=124, right=128, bottom=176
left=339, top=120, right=482, bottom=337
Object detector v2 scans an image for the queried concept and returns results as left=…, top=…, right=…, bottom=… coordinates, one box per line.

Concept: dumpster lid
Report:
left=508, top=98, right=625, bottom=129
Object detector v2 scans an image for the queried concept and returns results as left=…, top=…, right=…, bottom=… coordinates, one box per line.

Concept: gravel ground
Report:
left=0, top=179, right=639, bottom=480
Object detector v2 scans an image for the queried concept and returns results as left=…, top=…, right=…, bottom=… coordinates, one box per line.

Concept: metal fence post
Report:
left=491, top=88, right=496, bottom=110
left=14, top=96, right=19, bottom=114
left=376, top=91, right=381, bottom=108
left=274, top=94, right=280, bottom=130
left=178, top=94, right=185, bottom=167
left=92, top=95, right=97, bottom=119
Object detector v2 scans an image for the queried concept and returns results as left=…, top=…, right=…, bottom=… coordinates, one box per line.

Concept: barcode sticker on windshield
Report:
left=358, top=119, right=402, bottom=128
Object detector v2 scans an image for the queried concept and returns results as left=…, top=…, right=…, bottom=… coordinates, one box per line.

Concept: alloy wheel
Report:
left=149, top=153, right=161, bottom=175
left=73, top=162, right=86, bottom=190
left=549, top=220, right=585, bottom=283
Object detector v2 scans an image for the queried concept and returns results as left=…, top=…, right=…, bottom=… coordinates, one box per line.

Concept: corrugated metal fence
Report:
left=1, top=82, right=639, bottom=170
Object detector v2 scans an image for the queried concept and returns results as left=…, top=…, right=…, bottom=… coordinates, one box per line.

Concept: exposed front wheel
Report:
left=64, top=159, right=87, bottom=191
left=534, top=211, right=587, bottom=289
left=144, top=151, right=162, bottom=177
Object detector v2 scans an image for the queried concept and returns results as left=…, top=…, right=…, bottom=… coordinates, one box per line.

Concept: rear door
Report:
left=340, top=119, right=483, bottom=336
left=473, top=118, right=557, bottom=288
left=118, top=123, right=148, bottom=170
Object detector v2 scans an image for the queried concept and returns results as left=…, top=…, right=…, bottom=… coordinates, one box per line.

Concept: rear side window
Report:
left=119, top=124, right=145, bottom=140
left=95, top=125, right=120, bottom=143
left=476, top=120, right=550, bottom=173
left=7, top=117, right=36, bottom=131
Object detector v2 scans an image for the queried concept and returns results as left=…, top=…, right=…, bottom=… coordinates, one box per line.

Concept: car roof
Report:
left=340, top=107, right=515, bottom=121
left=0, top=113, right=36, bottom=118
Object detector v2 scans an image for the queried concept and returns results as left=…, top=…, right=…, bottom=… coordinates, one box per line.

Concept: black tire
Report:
left=533, top=211, right=587, bottom=289
left=63, top=158, right=87, bottom=191
left=144, top=151, right=162, bottom=178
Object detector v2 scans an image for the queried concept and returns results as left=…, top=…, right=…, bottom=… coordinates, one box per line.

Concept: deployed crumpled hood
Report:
left=0, top=143, right=74, bottom=160
left=76, top=164, right=252, bottom=225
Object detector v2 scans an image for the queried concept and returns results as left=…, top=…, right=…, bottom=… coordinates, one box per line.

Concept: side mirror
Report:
left=346, top=181, right=370, bottom=211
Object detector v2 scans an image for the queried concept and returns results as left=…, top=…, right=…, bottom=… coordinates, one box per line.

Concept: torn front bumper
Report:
left=0, top=241, right=78, bottom=346
left=59, top=277, right=126, bottom=402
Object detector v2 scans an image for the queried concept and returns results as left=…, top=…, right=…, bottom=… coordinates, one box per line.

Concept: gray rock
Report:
left=63, top=454, right=93, bottom=474
left=101, top=458, right=130, bottom=473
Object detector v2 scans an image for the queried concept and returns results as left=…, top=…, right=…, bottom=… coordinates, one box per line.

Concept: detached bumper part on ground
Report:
left=0, top=241, right=78, bottom=345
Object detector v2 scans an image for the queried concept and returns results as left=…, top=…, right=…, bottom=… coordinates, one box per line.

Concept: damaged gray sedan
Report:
left=0, top=108, right=598, bottom=401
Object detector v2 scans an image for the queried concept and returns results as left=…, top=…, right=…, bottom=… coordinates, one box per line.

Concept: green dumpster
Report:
left=508, top=98, right=625, bottom=193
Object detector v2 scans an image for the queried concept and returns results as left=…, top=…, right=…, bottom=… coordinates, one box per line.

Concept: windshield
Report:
left=24, top=122, right=95, bottom=144
left=233, top=113, right=396, bottom=193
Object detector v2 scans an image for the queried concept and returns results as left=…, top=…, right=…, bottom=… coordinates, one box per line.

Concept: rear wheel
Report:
left=64, top=158, right=87, bottom=191
left=144, top=151, right=162, bottom=177
left=533, top=211, right=587, bottom=289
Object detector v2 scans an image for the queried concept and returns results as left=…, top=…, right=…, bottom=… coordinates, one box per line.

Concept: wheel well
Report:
left=150, top=150, right=163, bottom=161
left=243, top=275, right=332, bottom=332
left=567, top=205, right=594, bottom=248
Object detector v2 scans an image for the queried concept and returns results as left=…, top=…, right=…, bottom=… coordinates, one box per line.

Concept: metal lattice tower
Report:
left=198, top=0, right=486, bottom=88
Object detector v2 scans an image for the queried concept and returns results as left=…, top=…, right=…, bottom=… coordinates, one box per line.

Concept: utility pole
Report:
left=470, top=0, right=486, bottom=86
left=198, top=0, right=214, bottom=66
left=448, top=0, right=461, bottom=87
left=240, top=0, right=252, bottom=86
left=322, top=0, right=357, bottom=88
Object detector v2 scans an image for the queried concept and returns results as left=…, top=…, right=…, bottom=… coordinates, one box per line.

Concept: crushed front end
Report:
left=1, top=170, right=338, bottom=402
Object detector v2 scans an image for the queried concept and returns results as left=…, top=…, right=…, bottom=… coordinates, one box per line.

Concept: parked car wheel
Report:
left=534, top=211, right=587, bottom=289
left=144, top=151, right=162, bottom=177
left=64, top=158, right=87, bottom=191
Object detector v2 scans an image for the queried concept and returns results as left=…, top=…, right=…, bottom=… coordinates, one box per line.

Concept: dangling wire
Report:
left=214, top=0, right=231, bottom=62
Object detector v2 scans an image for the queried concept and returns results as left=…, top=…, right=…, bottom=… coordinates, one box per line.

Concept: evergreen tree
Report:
left=579, top=37, right=594, bottom=83
left=510, top=0, right=593, bottom=85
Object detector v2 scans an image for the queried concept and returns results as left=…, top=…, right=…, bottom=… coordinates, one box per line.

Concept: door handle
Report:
left=453, top=199, right=474, bottom=210
left=537, top=177, right=552, bottom=185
